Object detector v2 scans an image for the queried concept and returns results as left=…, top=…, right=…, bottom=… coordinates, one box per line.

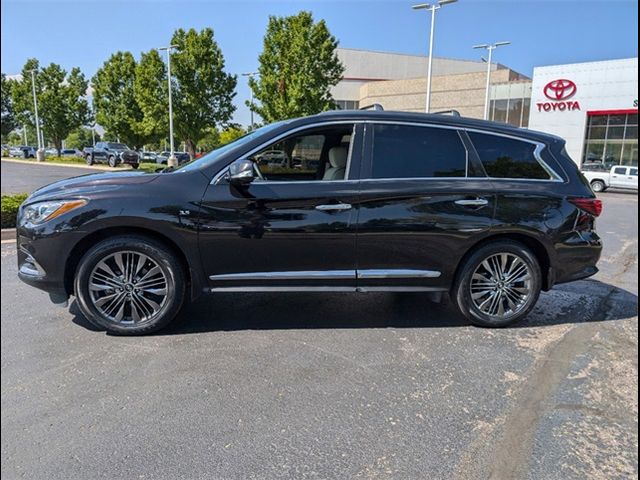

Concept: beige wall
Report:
left=358, top=69, right=528, bottom=118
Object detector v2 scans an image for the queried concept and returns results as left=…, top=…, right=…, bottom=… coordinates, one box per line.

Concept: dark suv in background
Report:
left=85, top=142, right=140, bottom=168
left=16, top=108, right=602, bottom=335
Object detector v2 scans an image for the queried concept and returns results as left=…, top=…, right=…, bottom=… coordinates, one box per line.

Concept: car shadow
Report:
left=70, top=278, right=637, bottom=336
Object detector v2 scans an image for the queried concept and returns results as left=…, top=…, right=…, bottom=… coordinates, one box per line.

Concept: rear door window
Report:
left=468, top=132, right=551, bottom=180
left=613, top=167, right=627, bottom=175
left=370, top=124, right=467, bottom=179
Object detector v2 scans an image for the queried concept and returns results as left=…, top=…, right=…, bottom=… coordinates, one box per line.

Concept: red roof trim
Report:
left=587, top=108, right=638, bottom=116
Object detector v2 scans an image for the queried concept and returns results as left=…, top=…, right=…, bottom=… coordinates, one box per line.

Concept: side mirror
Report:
left=228, top=158, right=256, bottom=186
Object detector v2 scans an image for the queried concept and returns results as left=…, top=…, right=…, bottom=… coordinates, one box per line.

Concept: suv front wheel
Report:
left=74, top=236, right=185, bottom=335
left=453, top=240, right=542, bottom=327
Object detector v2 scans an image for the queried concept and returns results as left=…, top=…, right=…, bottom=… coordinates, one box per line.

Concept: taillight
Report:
left=569, top=197, right=603, bottom=217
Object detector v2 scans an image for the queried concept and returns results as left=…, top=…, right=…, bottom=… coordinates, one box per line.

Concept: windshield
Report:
left=175, top=121, right=288, bottom=173
left=107, top=143, right=128, bottom=150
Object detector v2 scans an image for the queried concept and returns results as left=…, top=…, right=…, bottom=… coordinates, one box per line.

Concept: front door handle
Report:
left=454, top=198, right=489, bottom=207
left=315, top=203, right=352, bottom=211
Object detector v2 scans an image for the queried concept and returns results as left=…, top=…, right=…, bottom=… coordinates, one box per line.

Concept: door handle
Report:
left=315, top=203, right=352, bottom=211
left=454, top=198, right=489, bottom=207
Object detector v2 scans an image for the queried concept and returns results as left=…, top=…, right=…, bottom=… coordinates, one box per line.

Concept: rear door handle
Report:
left=454, top=198, right=489, bottom=207
left=315, top=203, right=352, bottom=211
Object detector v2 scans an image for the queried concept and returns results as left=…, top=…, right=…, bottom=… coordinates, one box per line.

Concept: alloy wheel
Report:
left=469, top=252, right=532, bottom=319
left=88, top=250, right=169, bottom=324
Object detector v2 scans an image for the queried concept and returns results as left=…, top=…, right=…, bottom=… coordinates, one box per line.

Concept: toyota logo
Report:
left=543, top=79, right=577, bottom=101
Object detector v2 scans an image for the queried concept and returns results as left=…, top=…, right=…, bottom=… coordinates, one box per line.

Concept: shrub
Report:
left=1, top=193, right=28, bottom=228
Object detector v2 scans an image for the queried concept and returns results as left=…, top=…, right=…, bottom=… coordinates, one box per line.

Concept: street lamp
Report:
left=473, top=41, right=511, bottom=120
left=158, top=45, right=179, bottom=167
left=412, top=0, right=457, bottom=113
left=241, top=71, right=259, bottom=130
left=28, top=69, right=45, bottom=161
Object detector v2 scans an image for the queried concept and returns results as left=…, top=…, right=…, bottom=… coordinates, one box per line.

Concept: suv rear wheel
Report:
left=453, top=240, right=542, bottom=327
left=74, top=236, right=185, bottom=335
left=108, top=155, right=118, bottom=168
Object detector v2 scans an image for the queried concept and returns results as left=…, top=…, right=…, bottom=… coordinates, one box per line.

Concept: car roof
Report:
left=290, top=109, right=563, bottom=145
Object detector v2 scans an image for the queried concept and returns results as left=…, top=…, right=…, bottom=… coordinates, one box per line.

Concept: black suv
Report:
left=16, top=109, right=602, bottom=335
left=86, top=142, right=140, bottom=168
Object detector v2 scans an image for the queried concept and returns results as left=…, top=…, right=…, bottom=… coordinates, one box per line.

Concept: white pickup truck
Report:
left=582, top=165, right=638, bottom=192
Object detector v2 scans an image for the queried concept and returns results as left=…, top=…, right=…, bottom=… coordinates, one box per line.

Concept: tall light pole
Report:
left=28, top=69, right=45, bottom=160
left=473, top=41, right=511, bottom=120
left=241, top=71, right=259, bottom=130
left=159, top=45, right=178, bottom=167
left=412, top=0, right=457, bottom=113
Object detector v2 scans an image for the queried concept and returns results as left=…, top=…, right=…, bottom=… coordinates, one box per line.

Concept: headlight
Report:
left=22, top=199, right=87, bottom=225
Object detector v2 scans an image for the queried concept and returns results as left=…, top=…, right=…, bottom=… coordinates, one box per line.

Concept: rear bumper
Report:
left=552, top=230, right=602, bottom=287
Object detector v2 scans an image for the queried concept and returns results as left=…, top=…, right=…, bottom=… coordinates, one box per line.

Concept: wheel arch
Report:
left=453, top=232, right=553, bottom=292
left=64, top=226, right=196, bottom=299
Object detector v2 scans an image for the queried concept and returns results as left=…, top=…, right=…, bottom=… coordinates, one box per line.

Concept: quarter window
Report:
left=371, top=124, right=467, bottom=179
left=468, top=132, right=551, bottom=180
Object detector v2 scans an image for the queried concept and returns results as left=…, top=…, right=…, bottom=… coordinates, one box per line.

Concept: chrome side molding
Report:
left=209, top=269, right=441, bottom=281
left=357, top=269, right=441, bottom=279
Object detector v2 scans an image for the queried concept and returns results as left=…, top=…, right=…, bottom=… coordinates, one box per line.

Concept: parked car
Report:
left=581, top=162, right=611, bottom=172
left=155, top=151, right=191, bottom=165
left=8, top=145, right=36, bottom=158
left=86, top=142, right=140, bottom=168
left=255, top=149, right=287, bottom=166
left=16, top=108, right=603, bottom=335
left=139, top=151, right=158, bottom=162
left=582, top=165, right=638, bottom=192
left=60, top=149, right=81, bottom=157
left=44, top=148, right=58, bottom=157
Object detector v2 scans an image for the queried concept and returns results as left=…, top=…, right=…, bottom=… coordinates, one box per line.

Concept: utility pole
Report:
left=158, top=45, right=179, bottom=167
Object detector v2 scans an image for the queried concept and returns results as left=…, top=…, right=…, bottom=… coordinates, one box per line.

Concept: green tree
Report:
left=1, top=74, right=17, bottom=141
left=11, top=59, right=90, bottom=154
left=196, top=127, right=220, bottom=152
left=219, top=125, right=246, bottom=146
left=92, top=52, right=146, bottom=148
left=65, top=127, right=98, bottom=149
left=249, top=11, right=344, bottom=123
left=169, top=28, right=237, bottom=158
left=134, top=49, right=168, bottom=144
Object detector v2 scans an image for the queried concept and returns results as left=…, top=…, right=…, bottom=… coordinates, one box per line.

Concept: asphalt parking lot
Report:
left=1, top=160, right=105, bottom=195
left=1, top=167, right=637, bottom=478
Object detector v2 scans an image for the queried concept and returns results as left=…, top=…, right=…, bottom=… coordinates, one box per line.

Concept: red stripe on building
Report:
left=587, top=108, right=638, bottom=116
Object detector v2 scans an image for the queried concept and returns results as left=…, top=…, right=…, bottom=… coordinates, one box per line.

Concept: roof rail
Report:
left=359, top=103, right=384, bottom=111
left=432, top=109, right=461, bottom=117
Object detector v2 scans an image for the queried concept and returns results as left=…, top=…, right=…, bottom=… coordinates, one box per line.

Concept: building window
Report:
left=583, top=112, right=638, bottom=167
left=489, top=83, right=531, bottom=129
left=334, top=100, right=359, bottom=110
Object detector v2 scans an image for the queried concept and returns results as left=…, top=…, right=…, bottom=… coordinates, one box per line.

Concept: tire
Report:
left=452, top=240, right=542, bottom=328
left=131, top=163, right=140, bottom=170
left=590, top=180, right=606, bottom=193
left=74, top=235, right=186, bottom=335
left=108, top=155, right=118, bottom=168
left=86, top=154, right=94, bottom=166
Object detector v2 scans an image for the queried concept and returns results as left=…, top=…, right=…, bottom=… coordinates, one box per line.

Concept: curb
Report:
left=1, top=228, right=16, bottom=242
left=1, top=157, right=131, bottom=172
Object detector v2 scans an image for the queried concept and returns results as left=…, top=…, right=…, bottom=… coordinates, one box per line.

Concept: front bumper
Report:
left=16, top=225, right=85, bottom=304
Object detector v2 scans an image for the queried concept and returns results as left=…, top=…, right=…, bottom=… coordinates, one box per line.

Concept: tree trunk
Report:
left=54, top=139, right=62, bottom=157
left=185, top=139, right=196, bottom=159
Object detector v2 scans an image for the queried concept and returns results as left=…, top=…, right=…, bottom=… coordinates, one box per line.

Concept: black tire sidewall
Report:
left=108, top=156, right=117, bottom=167
left=74, top=236, right=185, bottom=335
left=454, top=240, right=542, bottom=328
left=86, top=154, right=94, bottom=165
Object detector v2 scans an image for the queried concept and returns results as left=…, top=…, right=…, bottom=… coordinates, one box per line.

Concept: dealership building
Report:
left=331, top=49, right=638, bottom=167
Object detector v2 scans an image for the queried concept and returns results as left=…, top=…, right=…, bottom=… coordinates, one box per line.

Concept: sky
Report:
left=1, top=0, right=638, bottom=126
